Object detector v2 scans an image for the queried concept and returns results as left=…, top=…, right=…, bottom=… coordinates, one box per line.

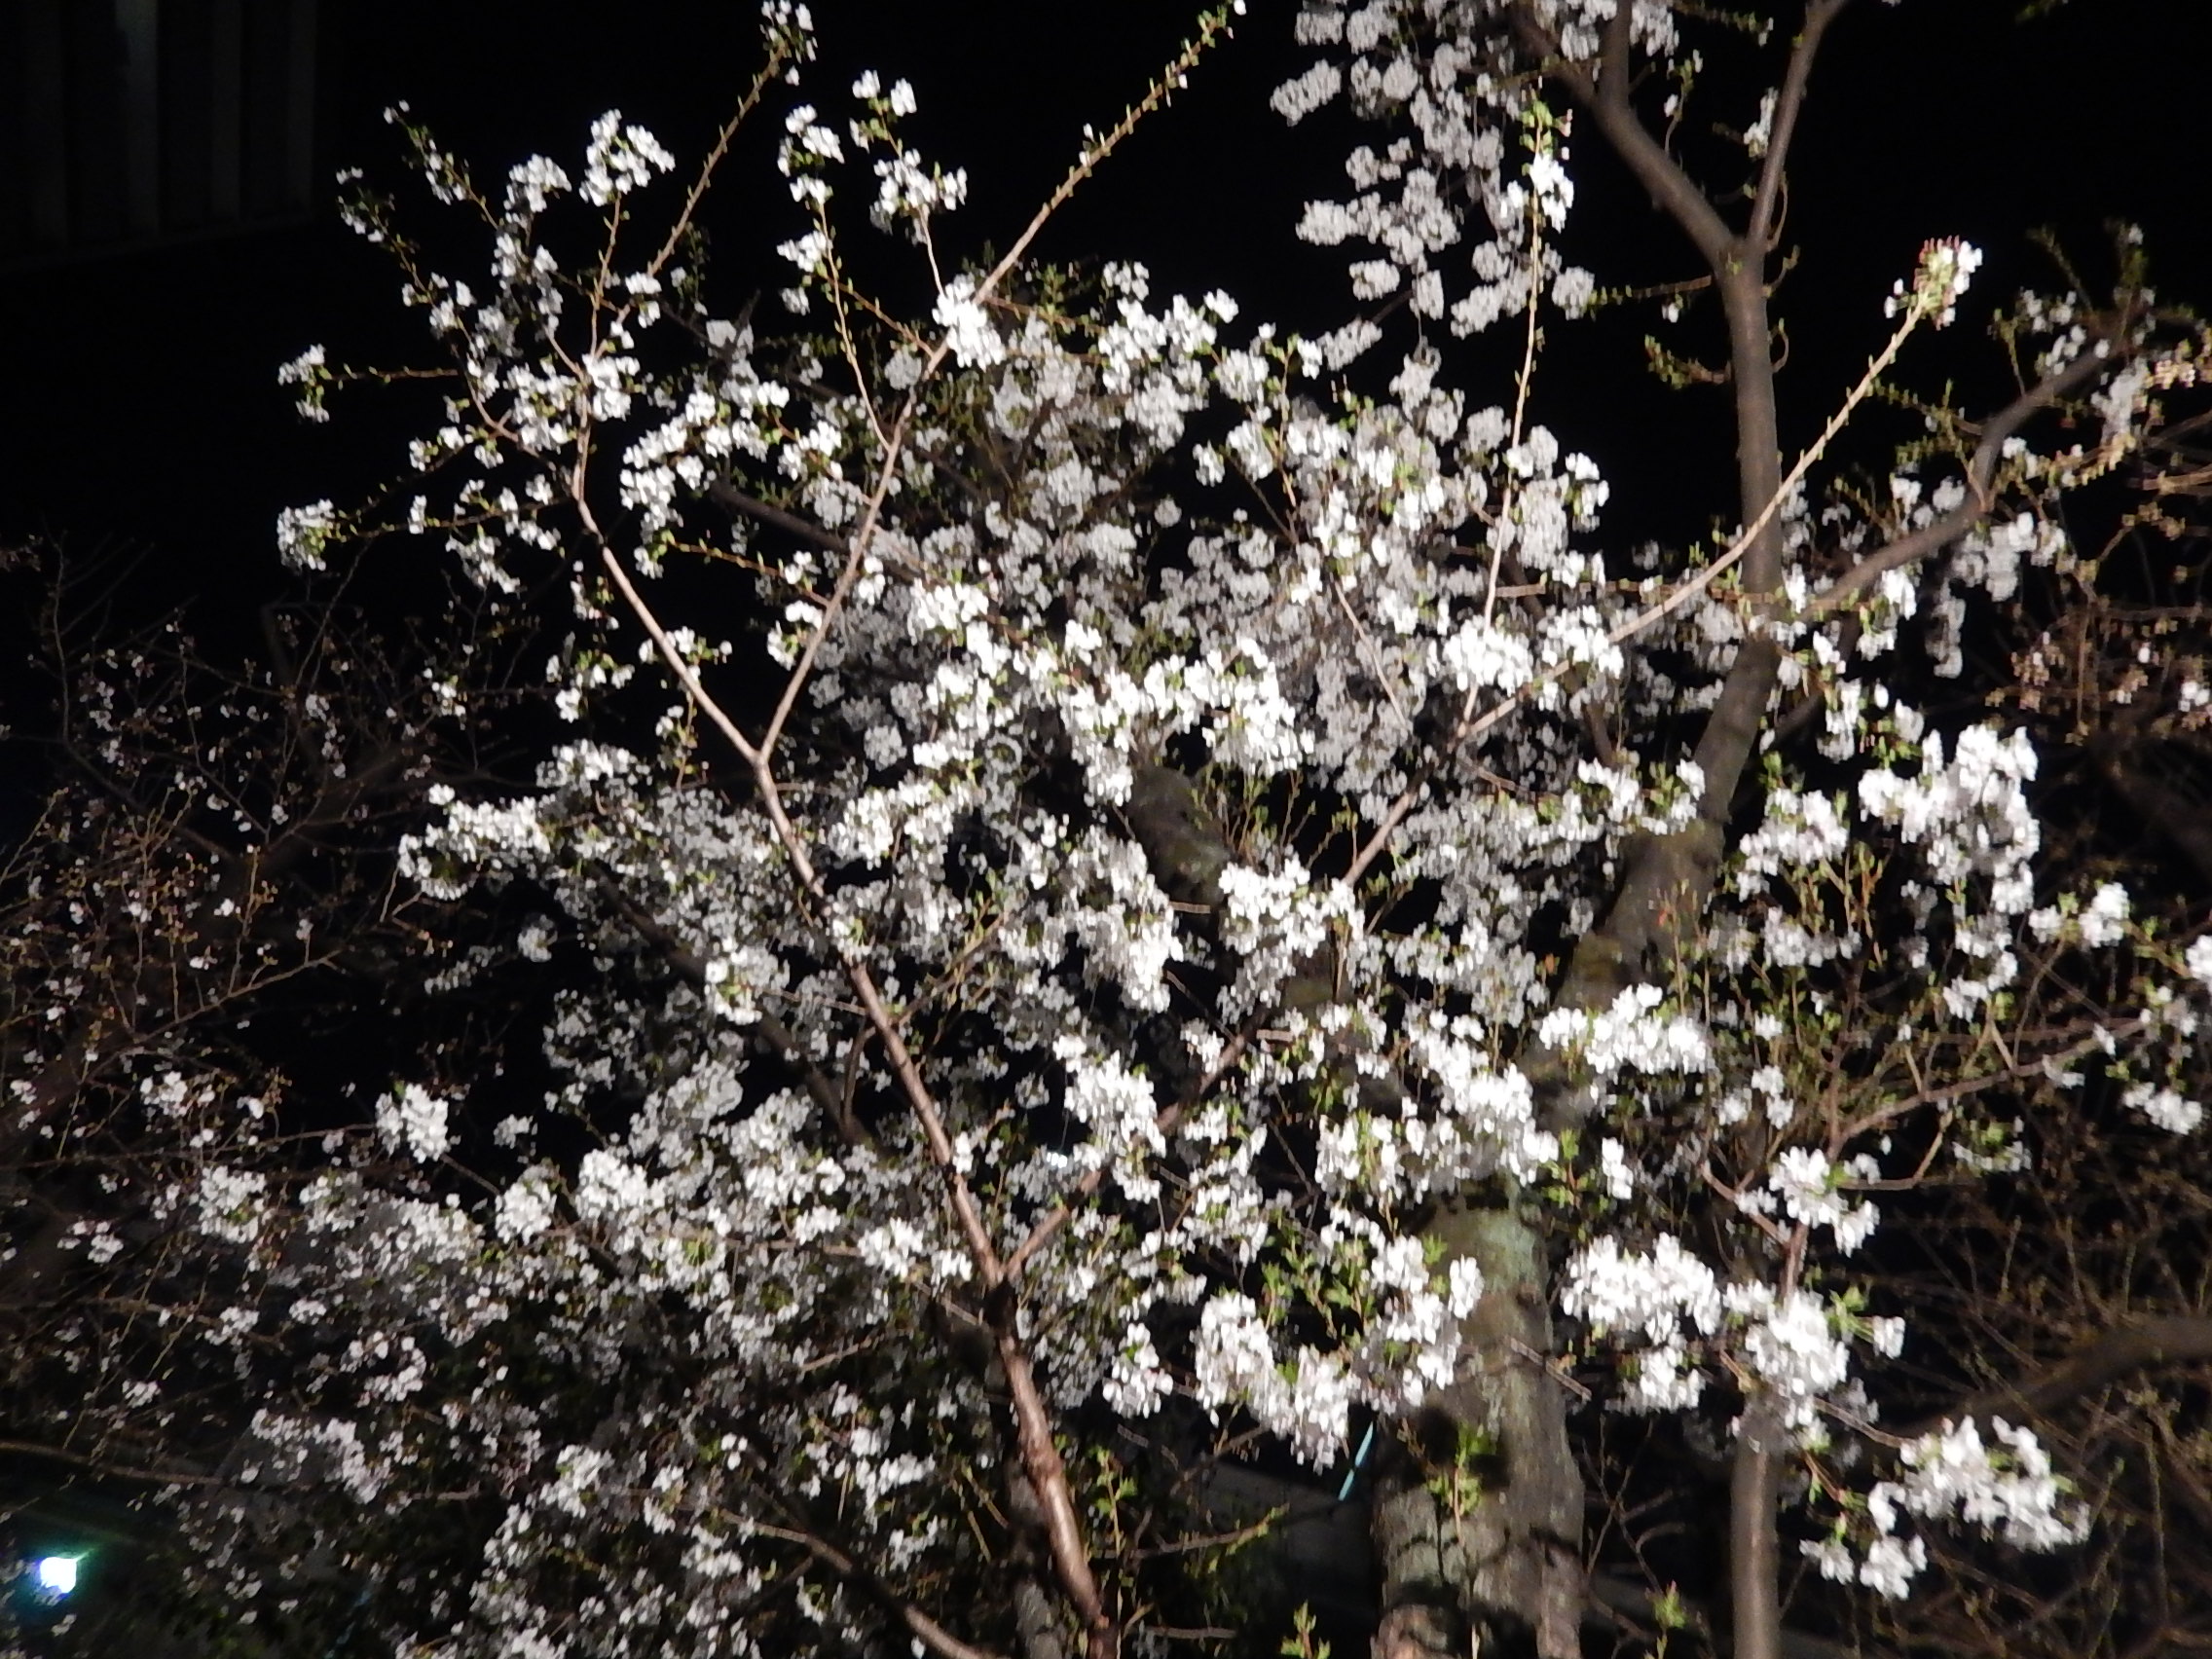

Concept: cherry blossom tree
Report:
left=0, top=537, right=562, bottom=1653
left=10, top=4, right=2212, bottom=1659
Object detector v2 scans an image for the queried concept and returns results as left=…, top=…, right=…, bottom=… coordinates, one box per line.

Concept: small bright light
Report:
left=32, top=1556, right=80, bottom=1596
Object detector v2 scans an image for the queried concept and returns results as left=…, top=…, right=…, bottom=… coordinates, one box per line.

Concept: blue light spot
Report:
left=31, top=1555, right=81, bottom=1597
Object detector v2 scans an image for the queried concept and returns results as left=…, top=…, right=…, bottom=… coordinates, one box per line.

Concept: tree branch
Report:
left=1915, top=1314, right=2212, bottom=1433
left=1815, top=346, right=2116, bottom=615
left=1586, top=1569, right=1897, bottom=1659
left=0, top=1436, right=235, bottom=1490
left=1513, top=0, right=1788, bottom=1117
left=1515, top=3, right=1734, bottom=272
left=590, top=872, right=862, bottom=1144
left=1748, top=2, right=1854, bottom=253
left=708, top=478, right=853, bottom=558
left=2093, top=742, right=2212, bottom=889
left=1730, top=1404, right=1786, bottom=1659
left=750, top=1520, right=1008, bottom=1659
left=587, top=226, right=1126, bottom=1645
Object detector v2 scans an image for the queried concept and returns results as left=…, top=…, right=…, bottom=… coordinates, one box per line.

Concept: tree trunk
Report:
left=1122, top=766, right=1585, bottom=1655
left=1371, top=1199, right=1584, bottom=1659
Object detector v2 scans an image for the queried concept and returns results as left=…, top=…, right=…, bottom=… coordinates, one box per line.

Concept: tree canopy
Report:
left=6, top=5, right=2212, bottom=1659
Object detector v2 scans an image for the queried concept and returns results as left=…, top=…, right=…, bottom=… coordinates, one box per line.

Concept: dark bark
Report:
left=1730, top=1403, right=1787, bottom=1659
left=2096, top=745, right=2212, bottom=890
left=1371, top=1200, right=1582, bottom=1659
left=1915, top=1314, right=2212, bottom=1433
left=1009, top=1471, right=1080, bottom=1659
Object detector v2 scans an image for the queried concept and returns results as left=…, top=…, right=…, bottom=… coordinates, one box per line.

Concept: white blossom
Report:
left=376, top=1083, right=454, bottom=1162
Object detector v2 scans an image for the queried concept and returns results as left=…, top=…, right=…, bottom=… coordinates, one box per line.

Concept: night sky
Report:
left=2, top=0, right=2206, bottom=619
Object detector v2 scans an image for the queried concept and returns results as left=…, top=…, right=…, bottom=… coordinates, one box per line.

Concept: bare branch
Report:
left=0, top=1436, right=234, bottom=1490
left=1748, top=2, right=1854, bottom=252
left=709, top=479, right=854, bottom=556
left=1916, top=1314, right=2212, bottom=1434
left=1514, top=3, right=1734, bottom=271
left=749, top=1521, right=1009, bottom=1659
left=2093, top=743, right=2212, bottom=888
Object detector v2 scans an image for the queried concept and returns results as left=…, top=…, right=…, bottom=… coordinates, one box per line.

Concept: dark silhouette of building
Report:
left=1, top=0, right=316, bottom=270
